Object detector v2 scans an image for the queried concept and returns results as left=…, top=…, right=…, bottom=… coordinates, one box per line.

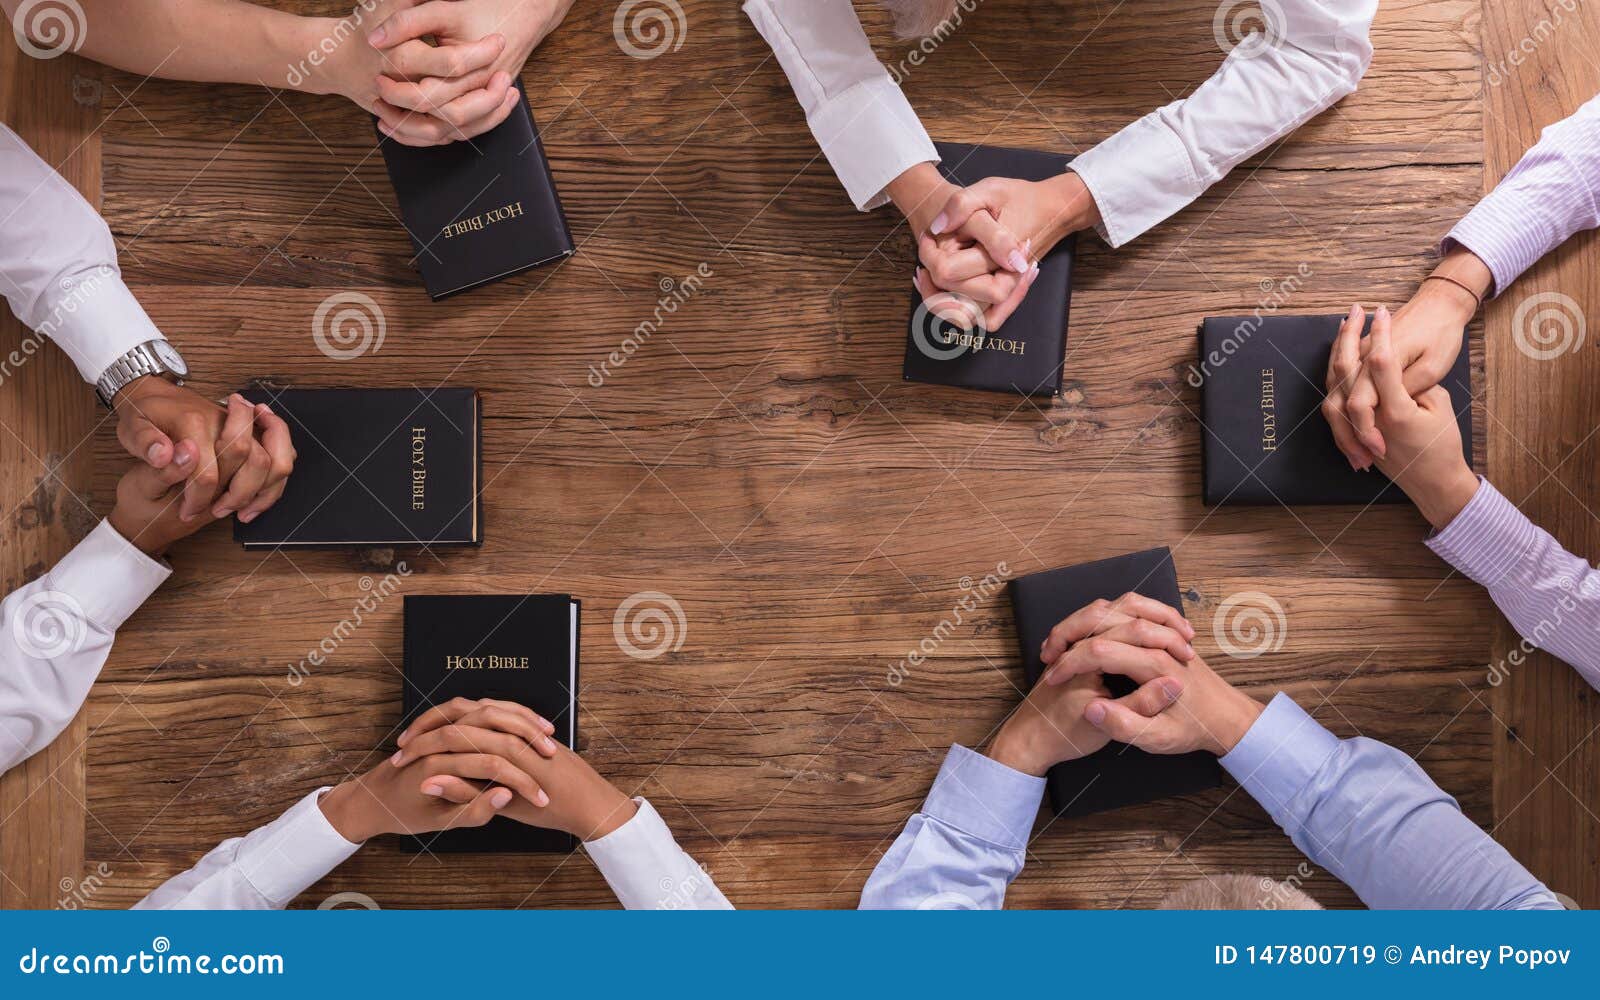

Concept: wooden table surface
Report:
left=3, top=0, right=1596, bottom=909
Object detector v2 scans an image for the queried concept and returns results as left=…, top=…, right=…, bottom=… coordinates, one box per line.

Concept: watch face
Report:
left=151, top=340, right=188, bottom=376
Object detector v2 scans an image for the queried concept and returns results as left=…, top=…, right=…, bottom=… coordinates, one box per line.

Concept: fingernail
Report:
left=390, top=750, right=404, bottom=766
left=1084, top=702, right=1107, bottom=726
left=534, top=789, right=549, bottom=807
left=422, top=784, right=443, bottom=797
left=174, top=450, right=193, bottom=468
left=1007, top=250, right=1028, bottom=273
left=238, top=510, right=258, bottom=524
left=1182, top=621, right=1196, bottom=638
left=212, top=506, right=233, bottom=520
left=1180, top=644, right=1195, bottom=661
left=542, top=737, right=559, bottom=754
left=1025, top=263, right=1040, bottom=282
left=491, top=789, right=513, bottom=809
left=1347, top=303, right=1360, bottom=321
left=930, top=212, right=948, bottom=234
left=146, top=443, right=164, bottom=463
left=1377, top=305, right=1390, bottom=320
left=1161, top=679, right=1182, bottom=702
left=367, top=27, right=386, bottom=45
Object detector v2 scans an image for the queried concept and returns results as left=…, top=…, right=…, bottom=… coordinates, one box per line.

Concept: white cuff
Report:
left=583, top=798, right=725, bottom=909
left=37, top=266, right=165, bottom=385
left=808, top=76, right=939, bottom=211
left=47, top=520, right=171, bottom=633
left=1069, top=115, right=1200, bottom=247
left=234, top=788, right=362, bottom=907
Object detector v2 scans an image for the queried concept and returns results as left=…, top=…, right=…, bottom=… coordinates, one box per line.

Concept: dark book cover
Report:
left=902, top=141, right=1076, bottom=396
left=234, top=387, right=481, bottom=549
left=1009, top=547, right=1223, bottom=818
left=401, top=594, right=580, bottom=853
left=1198, top=314, right=1472, bottom=505
left=376, top=78, right=574, bottom=300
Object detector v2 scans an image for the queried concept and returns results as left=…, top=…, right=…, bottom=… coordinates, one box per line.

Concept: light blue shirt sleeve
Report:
left=1221, top=693, right=1561, bottom=910
left=860, top=744, right=1044, bottom=909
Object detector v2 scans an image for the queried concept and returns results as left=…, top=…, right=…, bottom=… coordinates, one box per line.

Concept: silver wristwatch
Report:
left=95, top=340, right=189, bottom=407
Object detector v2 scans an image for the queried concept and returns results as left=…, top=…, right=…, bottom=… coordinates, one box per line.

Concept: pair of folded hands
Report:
left=319, top=697, right=638, bottom=844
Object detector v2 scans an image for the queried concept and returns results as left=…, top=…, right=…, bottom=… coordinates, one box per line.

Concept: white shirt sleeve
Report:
left=581, top=798, right=732, bottom=909
left=743, top=0, right=939, bottom=211
left=134, top=788, right=363, bottom=909
left=1068, top=0, right=1376, bottom=246
left=0, top=122, right=165, bottom=384
left=0, top=520, right=170, bottom=774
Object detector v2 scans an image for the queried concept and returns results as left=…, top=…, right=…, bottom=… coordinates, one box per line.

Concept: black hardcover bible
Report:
left=902, top=141, right=1076, bottom=396
left=234, top=387, right=481, bottom=549
left=1009, top=547, right=1223, bottom=818
left=402, top=594, right=580, bottom=853
left=1198, top=314, right=1472, bottom=505
left=377, top=79, right=574, bottom=300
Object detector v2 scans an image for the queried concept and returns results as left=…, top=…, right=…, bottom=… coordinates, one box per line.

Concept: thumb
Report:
left=1084, top=696, right=1172, bottom=750
left=116, top=410, right=174, bottom=468
left=1117, top=676, right=1186, bottom=718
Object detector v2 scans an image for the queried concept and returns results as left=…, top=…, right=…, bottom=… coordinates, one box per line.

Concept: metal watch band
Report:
left=95, top=342, right=179, bottom=407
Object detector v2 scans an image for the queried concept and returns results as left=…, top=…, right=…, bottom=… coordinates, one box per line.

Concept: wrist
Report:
left=1410, top=463, right=1480, bottom=531
left=1202, top=688, right=1265, bottom=756
left=575, top=785, right=638, bottom=842
left=106, top=507, right=168, bottom=559
left=291, top=17, right=359, bottom=98
left=886, top=161, right=953, bottom=237
left=318, top=779, right=381, bottom=843
left=986, top=719, right=1051, bottom=777
left=1038, top=171, right=1099, bottom=251
left=1431, top=247, right=1493, bottom=306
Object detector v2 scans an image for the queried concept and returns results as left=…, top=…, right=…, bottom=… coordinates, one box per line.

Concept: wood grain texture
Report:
left=1480, top=0, right=1600, bottom=908
left=0, top=0, right=1569, bottom=909
left=0, top=38, right=103, bottom=908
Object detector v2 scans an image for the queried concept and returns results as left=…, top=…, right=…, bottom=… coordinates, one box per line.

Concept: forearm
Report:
left=1427, top=479, right=1600, bottom=690
left=1222, top=694, right=1558, bottom=909
left=859, top=745, right=1040, bottom=910
left=1069, top=0, right=1374, bottom=246
left=582, top=798, right=733, bottom=910
left=63, top=1, right=335, bottom=93
left=135, top=788, right=361, bottom=909
left=1445, top=91, right=1600, bottom=296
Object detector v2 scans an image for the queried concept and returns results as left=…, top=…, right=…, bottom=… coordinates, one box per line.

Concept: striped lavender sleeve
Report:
left=1442, top=91, right=1600, bottom=297
left=1426, top=478, right=1600, bottom=691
